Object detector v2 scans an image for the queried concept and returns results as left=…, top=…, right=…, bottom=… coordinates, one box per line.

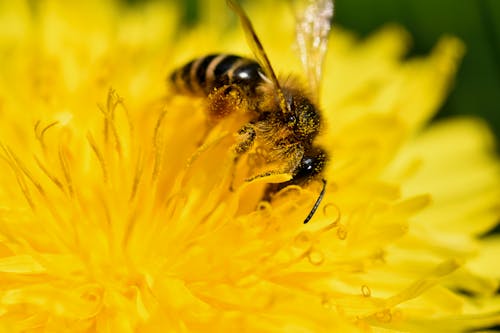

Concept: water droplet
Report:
left=322, top=202, right=340, bottom=220
left=308, top=249, right=324, bottom=265
left=257, top=201, right=271, bottom=211
left=375, top=309, right=392, bottom=323
left=361, top=284, right=371, bottom=297
left=294, top=231, right=313, bottom=248
left=320, top=293, right=334, bottom=310
left=372, top=250, right=386, bottom=264
left=392, top=309, right=403, bottom=321
left=337, top=224, right=348, bottom=240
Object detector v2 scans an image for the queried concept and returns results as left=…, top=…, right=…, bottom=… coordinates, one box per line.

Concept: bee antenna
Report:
left=303, top=178, right=327, bottom=224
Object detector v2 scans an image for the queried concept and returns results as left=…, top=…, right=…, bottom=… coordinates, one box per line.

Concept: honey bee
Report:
left=170, top=0, right=334, bottom=223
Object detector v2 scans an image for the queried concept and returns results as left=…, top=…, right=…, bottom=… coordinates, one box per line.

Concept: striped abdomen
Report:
left=170, top=54, right=264, bottom=97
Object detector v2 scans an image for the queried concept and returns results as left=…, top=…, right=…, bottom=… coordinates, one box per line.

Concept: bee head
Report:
left=294, top=147, right=327, bottom=182
left=284, top=92, right=321, bottom=141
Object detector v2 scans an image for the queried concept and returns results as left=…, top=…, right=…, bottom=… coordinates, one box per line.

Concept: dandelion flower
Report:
left=0, top=1, right=499, bottom=332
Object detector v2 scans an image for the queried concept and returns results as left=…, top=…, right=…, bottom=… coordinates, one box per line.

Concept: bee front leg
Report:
left=244, top=143, right=303, bottom=190
left=234, top=124, right=256, bottom=154
left=229, top=124, right=257, bottom=191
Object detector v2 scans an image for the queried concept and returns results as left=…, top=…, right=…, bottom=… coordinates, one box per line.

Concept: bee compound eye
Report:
left=295, top=149, right=326, bottom=181
left=301, top=156, right=314, bottom=172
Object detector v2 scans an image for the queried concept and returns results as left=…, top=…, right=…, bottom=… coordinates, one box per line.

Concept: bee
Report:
left=169, top=0, right=334, bottom=223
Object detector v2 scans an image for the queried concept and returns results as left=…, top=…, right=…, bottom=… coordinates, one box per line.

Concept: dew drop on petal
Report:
left=361, top=284, right=371, bottom=297
left=375, top=309, right=393, bottom=323
left=320, top=293, right=334, bottom=310
left=392, top=309, right=403, bottom=321
left=336, top=224, right=348, bottom=240
left=56, top=111, right=73, bottom=126
left=308, top=249, right=324, bottom=265
left=294, top=231, right=313, bottom=249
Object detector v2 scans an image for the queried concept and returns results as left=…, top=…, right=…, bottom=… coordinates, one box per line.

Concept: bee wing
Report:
left=293, top=0, right=334, bottom=103
left=227, top=0, right=289, bottom=114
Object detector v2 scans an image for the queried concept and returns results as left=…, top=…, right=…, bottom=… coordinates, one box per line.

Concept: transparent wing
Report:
left=227, top=0, right=289, bottom=114
left=293, top=0, right=334, bottom=103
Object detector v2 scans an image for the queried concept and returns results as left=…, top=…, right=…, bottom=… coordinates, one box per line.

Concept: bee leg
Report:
left=248, top=143, right=303, bottom=198
left=207, top=84, right=245, bottom=120
left=229, top=124, right=257, bottom=191
left=234, top=124, right=256, bottom=154
left=245, top=145, right=303, bottom=188
left=245, top=170, right=282, bottom=183
left=200, top=84, right=245, bottom=146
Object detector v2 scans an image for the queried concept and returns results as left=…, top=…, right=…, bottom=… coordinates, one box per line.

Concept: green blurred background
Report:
left=333, top=0, right=500, bottom=141
left=127, top=0, right=500, bottom=141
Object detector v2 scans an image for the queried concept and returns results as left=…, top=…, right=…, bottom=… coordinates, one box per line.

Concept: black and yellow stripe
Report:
left=170, top=54, right=263, bottom=96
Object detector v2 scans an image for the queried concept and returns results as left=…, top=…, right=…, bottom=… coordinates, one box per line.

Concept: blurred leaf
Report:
left=334, top=0, right=500, bottom=138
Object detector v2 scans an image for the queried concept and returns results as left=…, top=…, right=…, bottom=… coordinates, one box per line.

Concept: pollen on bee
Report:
left=208, top=85, right=248, bottom=120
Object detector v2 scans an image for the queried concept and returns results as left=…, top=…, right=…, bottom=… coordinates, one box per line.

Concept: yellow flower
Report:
left=0, top=0, right=499, bottom=332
